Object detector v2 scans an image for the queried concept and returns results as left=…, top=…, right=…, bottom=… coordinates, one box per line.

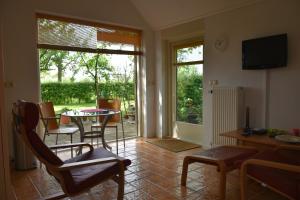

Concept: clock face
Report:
left=214, top=36, right=228, bottom=51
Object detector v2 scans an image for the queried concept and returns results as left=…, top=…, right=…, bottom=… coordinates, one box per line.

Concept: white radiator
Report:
left=212, top=87, right=244, bottom=146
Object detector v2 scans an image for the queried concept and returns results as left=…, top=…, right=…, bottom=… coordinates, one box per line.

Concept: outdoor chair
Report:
left=91, top=98, right=125, bottom=154
left=38, top=101, right=78, bottom=157
left=181, top=145, right=258, bottom=200
left=240, top=145, right=300, bottom=200
left=12, top=100, right=131, bottom=200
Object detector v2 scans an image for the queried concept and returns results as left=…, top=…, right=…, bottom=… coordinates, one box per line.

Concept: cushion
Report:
left=63, top=147, right=131, bottom=194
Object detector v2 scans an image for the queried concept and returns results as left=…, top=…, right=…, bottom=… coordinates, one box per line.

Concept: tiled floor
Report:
left=12, top=138, right=287, bottom=200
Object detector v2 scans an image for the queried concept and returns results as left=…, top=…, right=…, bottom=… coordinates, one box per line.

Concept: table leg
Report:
left=100, top=114, right=113, bottom=151
left=70, top=116, right=84, bottom=155
left=120, top=112, right=125, bottom=149
left=116, top=126, right=118, bottom=154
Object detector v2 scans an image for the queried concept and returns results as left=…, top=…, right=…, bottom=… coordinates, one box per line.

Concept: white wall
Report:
left=155, top=0, right=300, bottom=147
left=2, top=0, right=156, bottom=157
left=203, top=0, right=300, bottom=146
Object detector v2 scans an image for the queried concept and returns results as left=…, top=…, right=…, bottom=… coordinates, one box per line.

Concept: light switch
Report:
left=4, top=81, right=13, bottom=88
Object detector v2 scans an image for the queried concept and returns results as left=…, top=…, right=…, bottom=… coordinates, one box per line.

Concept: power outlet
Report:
left=209, top=80, right=219, bottom=86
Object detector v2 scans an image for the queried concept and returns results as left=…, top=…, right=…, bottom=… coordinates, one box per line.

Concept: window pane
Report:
left=176, top=45, right=203, bottom=63
left=38, top=18, right=141, bottom=51
left=176, top=64, right=203, bottom=124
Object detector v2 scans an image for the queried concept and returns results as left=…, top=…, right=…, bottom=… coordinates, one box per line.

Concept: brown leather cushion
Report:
left=247, top=150, right=300, bottom=200
left=63, top=147, right=131, bottom=195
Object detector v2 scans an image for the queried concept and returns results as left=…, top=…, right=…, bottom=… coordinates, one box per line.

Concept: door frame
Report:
left=169, top=38, right=204, bottom=139
left=0, top=11, right=15, bottom=199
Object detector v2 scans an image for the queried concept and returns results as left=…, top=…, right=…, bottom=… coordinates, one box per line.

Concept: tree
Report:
left=79, top=53, right=111, bottom=98
left=38, top=18, right=97, bottom=82
left=39, top=49, right=78, bottom=82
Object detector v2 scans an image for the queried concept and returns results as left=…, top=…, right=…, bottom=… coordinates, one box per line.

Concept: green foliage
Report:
left=41, top=82, right=135, bottom=105
left=39, top=49, right=79, bottom=82
left=78, top=53, right=112, bottom=98
left=176, top=66, right=203, bottom=124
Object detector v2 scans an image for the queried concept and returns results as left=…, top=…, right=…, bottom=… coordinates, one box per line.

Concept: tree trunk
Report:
left=94, top=54, right=100, bottom=99
left=57, top=65, right=63, bottom=82
left=95, top=76, right=99, bottom=99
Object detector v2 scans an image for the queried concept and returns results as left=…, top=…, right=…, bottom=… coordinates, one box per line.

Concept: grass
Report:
left=54, top=103, right=96, bottom=113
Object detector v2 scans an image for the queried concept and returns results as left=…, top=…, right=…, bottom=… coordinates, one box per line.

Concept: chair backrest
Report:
left=12, top=101, right=72, bottom=192
left=97, top=98, right=121, bottom=122
left=38, top=102, right=59, bottom=130
left=12, top=101, right=63, bottom=166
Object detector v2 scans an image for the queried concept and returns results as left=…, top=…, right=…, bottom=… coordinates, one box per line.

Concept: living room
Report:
left=1, top=0, right=299, bottom=199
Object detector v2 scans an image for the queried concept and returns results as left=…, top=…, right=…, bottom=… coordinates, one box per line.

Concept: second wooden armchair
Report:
left=240, top=145, right=300, bottom=200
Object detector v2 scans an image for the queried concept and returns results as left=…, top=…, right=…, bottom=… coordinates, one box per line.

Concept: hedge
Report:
left=41, top=82, right=135, bottom=104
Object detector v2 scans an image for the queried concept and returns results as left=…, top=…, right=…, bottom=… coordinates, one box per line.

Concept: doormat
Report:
left=146, top=138, right=201, bottom=152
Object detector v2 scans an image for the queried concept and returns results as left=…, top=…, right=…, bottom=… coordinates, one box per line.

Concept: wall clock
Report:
left=214, top=36, right=228, bottom=52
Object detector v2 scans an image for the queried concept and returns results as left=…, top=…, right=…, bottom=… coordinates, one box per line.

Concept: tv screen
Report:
left=242, top=34, right=287, bottom=70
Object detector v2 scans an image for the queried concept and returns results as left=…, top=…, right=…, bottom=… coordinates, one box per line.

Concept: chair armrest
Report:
left=241, top=158, right=300, bottom=173
left=57, top=157, right=118, bottom=170
left=49, top=142, right=93, bottom=151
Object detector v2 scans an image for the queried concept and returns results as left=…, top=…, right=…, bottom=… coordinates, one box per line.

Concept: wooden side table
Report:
left=220, top=129, right=300, bottom=150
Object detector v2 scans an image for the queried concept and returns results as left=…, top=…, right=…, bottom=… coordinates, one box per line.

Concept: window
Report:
left=36, top=14, right=141, bottom=139
left=174, top=42, right=203, bottom=124
left=37, top=13, right=142, bottom=55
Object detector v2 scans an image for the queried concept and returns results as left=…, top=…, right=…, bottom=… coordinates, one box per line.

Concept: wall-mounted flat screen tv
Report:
left=242, top=34, right=287, bottom=70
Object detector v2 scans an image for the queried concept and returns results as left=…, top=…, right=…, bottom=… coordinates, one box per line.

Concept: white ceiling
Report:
left=129, top=0, right=262, bottom=30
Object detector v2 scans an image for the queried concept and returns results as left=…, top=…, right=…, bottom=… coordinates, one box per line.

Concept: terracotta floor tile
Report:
left=12, top=138, right=287, bottom=200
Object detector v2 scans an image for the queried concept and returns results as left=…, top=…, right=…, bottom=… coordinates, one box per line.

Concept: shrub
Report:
left=41, top=82, right=135, bottom=105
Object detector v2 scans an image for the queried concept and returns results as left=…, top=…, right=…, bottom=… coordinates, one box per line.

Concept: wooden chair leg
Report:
left=41, top=132, right=47, bottom=168
left=240, top=164, right=248, bottom=200
left=219, top=167, right=227, bottom=200
left=117, top=163, right=125, bottom=200
left=181, top=157, right=190, bottom=186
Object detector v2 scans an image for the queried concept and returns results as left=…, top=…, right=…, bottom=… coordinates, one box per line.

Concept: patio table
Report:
left=61, top=109, right=120, bottom=153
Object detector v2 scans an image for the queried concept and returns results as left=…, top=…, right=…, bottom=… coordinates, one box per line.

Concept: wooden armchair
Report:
left=240, top=145, right=300, bottom=200
left=38, top=102, right=79, bottom=157
left=91, top=98, right=125, bottom=154
left=12, top=100, right=131, bottom=200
